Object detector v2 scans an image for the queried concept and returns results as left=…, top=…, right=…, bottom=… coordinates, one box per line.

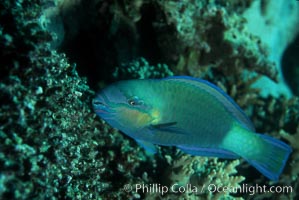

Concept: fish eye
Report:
left=127, top=96, right=143, bottom=106
left=128, top=99, right=137, bottom=106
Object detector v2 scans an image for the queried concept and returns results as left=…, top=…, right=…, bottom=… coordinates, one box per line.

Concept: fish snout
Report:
left=92, top=98, right=105, bottom=107
left=92, top=95, right=109, bottom=112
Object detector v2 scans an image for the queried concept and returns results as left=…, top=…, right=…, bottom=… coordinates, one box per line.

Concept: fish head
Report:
left=92, top=80, right=158, bottom=135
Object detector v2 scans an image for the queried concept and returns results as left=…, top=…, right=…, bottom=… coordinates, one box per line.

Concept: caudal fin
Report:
left=248, top=134, right=292, bottom=181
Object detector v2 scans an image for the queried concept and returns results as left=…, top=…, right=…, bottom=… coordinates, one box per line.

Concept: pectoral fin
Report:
left=149, top=122, right=187, bottom=135
left=151, top=122, right=177, bottom=129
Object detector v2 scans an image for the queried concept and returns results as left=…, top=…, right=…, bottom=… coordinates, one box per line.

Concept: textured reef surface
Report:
left=0, top=0, right=299, bottom=199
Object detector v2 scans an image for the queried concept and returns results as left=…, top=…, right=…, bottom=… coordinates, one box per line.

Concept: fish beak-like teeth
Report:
left=92, top=99, right=105, bottom=106
left=92, top=95, right=114, bottom=115
left=92, top=98, right=107, bottom=109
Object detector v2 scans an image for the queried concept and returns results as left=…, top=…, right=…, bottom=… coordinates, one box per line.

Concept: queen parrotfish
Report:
left=92, top=76, right=292, bottom=180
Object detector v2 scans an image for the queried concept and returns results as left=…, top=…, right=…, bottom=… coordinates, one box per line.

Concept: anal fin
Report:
left=178, top=145, right=239, bottom=159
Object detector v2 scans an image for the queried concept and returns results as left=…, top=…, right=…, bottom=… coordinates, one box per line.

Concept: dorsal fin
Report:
left=163, top=76, right=255, bottom=131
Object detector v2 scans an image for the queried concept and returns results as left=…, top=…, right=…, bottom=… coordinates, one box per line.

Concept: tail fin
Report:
left=247, top=134, right=292, bottom=181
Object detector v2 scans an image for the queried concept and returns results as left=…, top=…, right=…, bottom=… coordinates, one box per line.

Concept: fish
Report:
left=92, top=76, right=292, bottom=181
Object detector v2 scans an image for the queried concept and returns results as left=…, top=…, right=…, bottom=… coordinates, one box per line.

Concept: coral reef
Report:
left=144, top=154, right=245, bottom=199
left=154, top=0, right=277, bottom=80
left=1, top=0, right=299, bottom=200
left=0, top=1, right=153, bottom=199
left=113, top=57, right=173, bottom=79
left=243, top=0, right=299, bottom=97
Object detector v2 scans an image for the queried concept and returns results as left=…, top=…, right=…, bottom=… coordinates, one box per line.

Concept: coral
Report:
left=0, top=40, right=155, bottom=199
left=113, top=57, right=173, bottom=79
left=154, top=0, right=275, bottom=79
left=279, top=128, right=299, bottom=199
left=243, top=0, right=299, bottom=97
left=143, top=154, right=245, bottom=200
left=155, top=0, right=299, bottom=97
left=0, top=1, right=154, bottom=199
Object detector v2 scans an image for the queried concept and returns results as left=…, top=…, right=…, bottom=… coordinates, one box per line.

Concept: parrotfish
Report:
left=92, top=76, right=292, bottom=180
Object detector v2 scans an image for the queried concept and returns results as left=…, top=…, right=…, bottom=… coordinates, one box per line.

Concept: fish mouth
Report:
left=92, top=94, right=115, bottom=117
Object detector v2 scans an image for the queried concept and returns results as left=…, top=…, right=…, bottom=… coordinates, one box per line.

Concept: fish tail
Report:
left=247, top=134, right=292, bottom=181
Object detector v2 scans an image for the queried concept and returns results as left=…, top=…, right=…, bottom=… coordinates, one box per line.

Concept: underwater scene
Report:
left=1, top=0, right=299, bottom=199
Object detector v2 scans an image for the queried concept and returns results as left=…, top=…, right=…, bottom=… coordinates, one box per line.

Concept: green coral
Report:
left=113, top=57, right=173, bottom=79
left=153, top=0, right=276, bottom=84
left=157, top=155, right=245, bottom=199
left=0, top=1, right=152, bottom=199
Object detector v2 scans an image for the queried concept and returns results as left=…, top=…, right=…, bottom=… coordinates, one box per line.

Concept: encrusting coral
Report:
left=113, top=57, right=173, bottom=80
left=154, top=0, right=278, bottom=82
left=0, top=1, right=153, bottom=199
left=144, top=154, right=245, bottom=199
